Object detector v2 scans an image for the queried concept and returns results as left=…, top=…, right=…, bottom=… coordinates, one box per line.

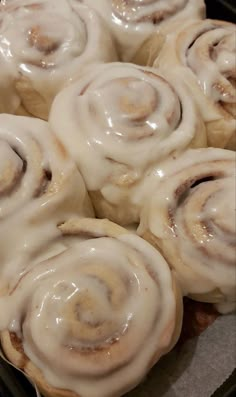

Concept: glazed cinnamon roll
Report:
left=154, top=19, right=236, bottom=149
left=0, top=0, right=117, bottom=120
left=49, top=62, right=207, bottom=226
left=0, top=217, right=183, bottom=397
left=138, top=148, right=236, bottom=313
left=0, top=114, right=93, bottom=293
left=83, top=0, right=205, bottom=62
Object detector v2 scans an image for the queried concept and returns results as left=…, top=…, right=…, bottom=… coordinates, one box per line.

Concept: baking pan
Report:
left=0, top=357, right=35, bottom=397
left=205, top=0, right=236, bottom=22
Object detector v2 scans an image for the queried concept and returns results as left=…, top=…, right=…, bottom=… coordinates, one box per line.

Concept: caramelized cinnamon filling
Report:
left=28, top=25, right=60, bottom=55
left=33, top=168, right=52, bottom=197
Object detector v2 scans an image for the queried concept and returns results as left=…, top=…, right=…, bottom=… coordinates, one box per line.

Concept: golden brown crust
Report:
left=206, top=118, right=236, bottom=150
left=89, top=191, right=140, bottom=226
left=15, top=75, right=50, bottom=120
left=131, top=32, right=166, bottom=66
left=15, top=104, right=32, bottom=117
left=169, top=275, right=184, bottom=350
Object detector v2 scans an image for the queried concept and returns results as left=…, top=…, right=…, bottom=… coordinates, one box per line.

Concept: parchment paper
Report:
left=127, top=313, right=236, bottom=397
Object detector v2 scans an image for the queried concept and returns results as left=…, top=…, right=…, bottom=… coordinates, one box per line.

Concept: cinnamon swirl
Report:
left=0, top=0, right=117, bottom=119
left=0, top=218, right=183, bottom=397
left=154, top=19, right=236, bottom=149
left=83, top=0, right=205, bottom=62
left=138, top=148, right=236, bottom=313
left=0, top=114, right=93, bottom=293
left=49, top=62, right=207, bottom=226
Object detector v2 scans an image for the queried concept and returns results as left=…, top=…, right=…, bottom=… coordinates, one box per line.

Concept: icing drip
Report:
left=138, top=148, right=236, bottom=311
left=0, top=219, right=179, bottom=397
left=83, top=0, right=205, bottom=60
left=0, top=114, right=93, bottom=292
left=154, top=19, right=236, bottom=148
left=0, top=1, right=87, bottom=69
left=186, top=23, right=236, bottom=109
left=49, top=62, right=206, bottom=225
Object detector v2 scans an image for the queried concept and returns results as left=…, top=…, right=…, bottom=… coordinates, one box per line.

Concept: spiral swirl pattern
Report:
left=138, top=148, right=236, bottom=312
left=186, top=23, right=236, bottom=113
left=0, top=0, right=117, bottom=119
left=0, top=114, right=93, bottom=292
left=154, top=19, right=236, bottom=149
left=112, top=0, right=193, bottom=24
left=83, top=0, right=205, bottom=61
left=50, top=62, right=206, bottom=225
left=0, top=218, right=182, bottom=397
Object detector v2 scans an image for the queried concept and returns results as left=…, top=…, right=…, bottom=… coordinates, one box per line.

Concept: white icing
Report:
left=0, top=0, right=117, bottom=117
left=49, top=62, right=205, bottom=224
left=187, top=27, right=236, bottom=103
left=0, top=113, right=93, bottom=291
left=0, top=221, right=178, bottom=397
left=83, top=0, right=205, bottom=60
left=138, top=148, right=236, bottom=308
left=155, top=19, right=236, bottom=129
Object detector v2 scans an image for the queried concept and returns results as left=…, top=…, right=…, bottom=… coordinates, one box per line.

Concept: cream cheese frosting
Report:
left=0, top=0, right=117, bottom=118
left=138, top=148, right=236, bottom=312
left=83, top=0, right=206, bottom=61
left=0, top=114, right=93, bottom=292
left=49, top=62, right=206, bottom=225
left=0, top=218, right=182, bottom=397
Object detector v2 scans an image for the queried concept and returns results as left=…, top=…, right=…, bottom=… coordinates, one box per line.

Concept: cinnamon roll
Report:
left=0, top=0, right=117, bottom=120
left=0, top=114, right=93, bottom=293
left=138, top=148, right=236, bottom=313
left=83, top=0, right=205, bottom=62
left=49, top=62, right=207, bottom=226
left=154, top=19, right=236, bottom=149
left=0, top=217, right=183, bottom=397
